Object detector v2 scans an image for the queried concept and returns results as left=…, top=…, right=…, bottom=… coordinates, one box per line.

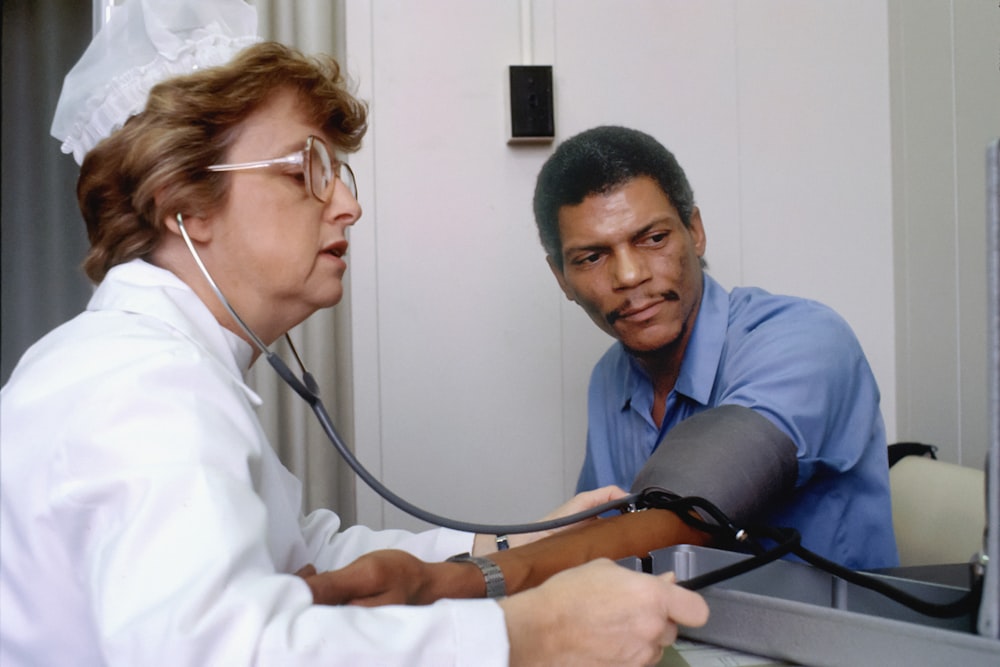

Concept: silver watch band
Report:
left=446, top=553, right=507, bottom=598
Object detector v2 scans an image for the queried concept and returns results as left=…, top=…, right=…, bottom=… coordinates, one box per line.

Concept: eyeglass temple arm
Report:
left=206, top=153, right=302, bottom=172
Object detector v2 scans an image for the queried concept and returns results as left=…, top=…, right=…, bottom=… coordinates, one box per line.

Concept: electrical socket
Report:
left=508, top=65, right=554, bottom=143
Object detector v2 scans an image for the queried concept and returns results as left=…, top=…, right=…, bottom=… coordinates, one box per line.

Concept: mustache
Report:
left=606, top=291, right=680, bottom=326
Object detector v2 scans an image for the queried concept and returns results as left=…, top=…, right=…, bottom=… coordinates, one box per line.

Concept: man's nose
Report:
left=612, top=247, right=649, bottom=289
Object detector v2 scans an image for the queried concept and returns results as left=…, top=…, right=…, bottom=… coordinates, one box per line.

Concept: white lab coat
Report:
left=0, top=259, right=508, bottom=666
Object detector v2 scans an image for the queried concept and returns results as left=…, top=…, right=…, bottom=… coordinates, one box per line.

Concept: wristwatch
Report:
left=446, top=552, right=507, bottom=598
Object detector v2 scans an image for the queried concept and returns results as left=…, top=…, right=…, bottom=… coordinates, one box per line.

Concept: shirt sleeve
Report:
left=716, top=294, right=884, bottom=486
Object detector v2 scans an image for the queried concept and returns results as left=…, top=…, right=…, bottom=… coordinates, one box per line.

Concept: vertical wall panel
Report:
left=363, top=1, right=569, bottom=529
left=893, top=0, right=962, bottom=452
left=953, top=2, right=998, bottom=467
left=735, top=1, right=897, bottom=439
left=890, top=0, right=998, bottom=466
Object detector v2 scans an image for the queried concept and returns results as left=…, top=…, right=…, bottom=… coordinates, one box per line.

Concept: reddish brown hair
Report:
left=77, top=41, right=367, bottom=283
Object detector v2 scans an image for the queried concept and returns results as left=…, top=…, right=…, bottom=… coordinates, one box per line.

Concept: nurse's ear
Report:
left=156, top=187, right=213, bottom=243
left=163, top=211, right=213, bottom=243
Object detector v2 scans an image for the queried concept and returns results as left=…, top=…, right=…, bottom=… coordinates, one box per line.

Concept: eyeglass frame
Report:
left=206, top=135, right=356, bottom=203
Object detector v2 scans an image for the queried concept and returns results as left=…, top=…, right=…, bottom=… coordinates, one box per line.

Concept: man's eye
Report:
left=573, top=252, right=601, bottom=266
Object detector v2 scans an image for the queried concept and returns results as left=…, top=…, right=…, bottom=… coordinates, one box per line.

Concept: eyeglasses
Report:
left=207, top=135, right=357, bottom=203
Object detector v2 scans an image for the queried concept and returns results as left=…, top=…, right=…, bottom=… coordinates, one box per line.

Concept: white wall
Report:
left=339, top=0, right=992, bottom=531
left=890, top=0, right=999, bottom=469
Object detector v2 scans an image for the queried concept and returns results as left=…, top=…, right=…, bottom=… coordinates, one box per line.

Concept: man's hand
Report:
left=474, top=485, right=630, bottom=554
left=294, top=550, right=484, bottom=607
left=500, top=559, right=709, bottom=667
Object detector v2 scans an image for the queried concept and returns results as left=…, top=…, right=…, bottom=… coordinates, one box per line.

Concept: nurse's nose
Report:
left=323, top=173, right=362, bottom=228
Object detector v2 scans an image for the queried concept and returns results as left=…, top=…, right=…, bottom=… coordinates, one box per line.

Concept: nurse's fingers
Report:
left=659, top=571, right=710, bottom=628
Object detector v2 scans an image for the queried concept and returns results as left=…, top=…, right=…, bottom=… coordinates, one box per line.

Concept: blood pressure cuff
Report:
left=630, top=405, right=798, bottom=528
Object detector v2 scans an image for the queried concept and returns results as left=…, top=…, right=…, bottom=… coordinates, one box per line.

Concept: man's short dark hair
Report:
left=532, top=126, right=696, bottom=270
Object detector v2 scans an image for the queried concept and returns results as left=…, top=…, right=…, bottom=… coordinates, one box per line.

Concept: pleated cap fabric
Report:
left=51, top=0, right=260, bottom=164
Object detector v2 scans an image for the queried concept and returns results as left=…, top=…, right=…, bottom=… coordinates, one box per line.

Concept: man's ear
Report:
left=688, top=206, right=707, bottom=258
left=546, top=255, right=576, bottom=302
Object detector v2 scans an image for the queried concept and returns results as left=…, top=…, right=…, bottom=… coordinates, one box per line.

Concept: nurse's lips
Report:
left=321, top=240, right=348, bottom=260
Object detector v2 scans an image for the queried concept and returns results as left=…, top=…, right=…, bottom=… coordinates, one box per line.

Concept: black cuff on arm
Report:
left=630, top=405, right=798, bottom=527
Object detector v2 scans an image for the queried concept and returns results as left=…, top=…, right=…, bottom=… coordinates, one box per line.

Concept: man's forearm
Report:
left=486, top=508, right=711, bottom=594
left=303, top=508, right=711, bottom=606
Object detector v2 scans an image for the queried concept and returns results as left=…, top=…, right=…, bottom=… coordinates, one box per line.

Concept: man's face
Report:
left=549, top=176, right=706, bottom=356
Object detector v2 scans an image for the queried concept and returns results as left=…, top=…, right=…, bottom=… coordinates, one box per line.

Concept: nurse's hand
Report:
left=500, top=559, right=710, bottom=667
left=473, top=485, right=630, bottom=554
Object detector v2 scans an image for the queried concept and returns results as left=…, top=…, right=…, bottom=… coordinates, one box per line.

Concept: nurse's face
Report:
left=199, top=88, right=361, bottom=344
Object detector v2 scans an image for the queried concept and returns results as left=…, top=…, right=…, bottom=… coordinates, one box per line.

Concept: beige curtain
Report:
left=1, top=0, right=95, bottom=386
left=247, top=0, right=357, bottom=521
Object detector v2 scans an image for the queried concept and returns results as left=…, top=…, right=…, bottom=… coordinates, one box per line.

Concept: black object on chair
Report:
left=887, top=441, right=939, bottom=468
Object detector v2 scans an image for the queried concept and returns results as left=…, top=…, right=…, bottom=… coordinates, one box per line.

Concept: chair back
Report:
left=889, top=456, right=985, bottom=567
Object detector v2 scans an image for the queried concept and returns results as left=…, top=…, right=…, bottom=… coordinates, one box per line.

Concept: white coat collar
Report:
left=87, top=258, right=261, bottom=405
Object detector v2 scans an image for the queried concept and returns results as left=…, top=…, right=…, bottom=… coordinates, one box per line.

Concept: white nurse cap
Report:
left=50, top=0, right=260, bottom=165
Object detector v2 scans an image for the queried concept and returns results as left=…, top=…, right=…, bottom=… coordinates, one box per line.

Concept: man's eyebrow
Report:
left=633, top=220, right=666, bottom=236
left=636, top=213, right=686, bottom=236
left=627, top=216, right=679, bottom=240
left=563, top=242, right=606, bottom=256
left=564, top=218, right=676, bottom=254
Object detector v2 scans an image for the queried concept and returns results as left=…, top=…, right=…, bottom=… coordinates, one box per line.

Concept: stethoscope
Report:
left=175, top=212, right=983, bottom=616
left=175, top=213, right=636, bottom=535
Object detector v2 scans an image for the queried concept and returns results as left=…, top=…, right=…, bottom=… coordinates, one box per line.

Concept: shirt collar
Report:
left=618, top=273, right=730, bottom=409
left=674, top=273, right=728, bottom=405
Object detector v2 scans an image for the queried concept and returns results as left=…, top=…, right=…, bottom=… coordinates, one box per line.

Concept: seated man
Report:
left=533, top=125, right=898, bottom=571
left=297, top=126, right=898, bottom=609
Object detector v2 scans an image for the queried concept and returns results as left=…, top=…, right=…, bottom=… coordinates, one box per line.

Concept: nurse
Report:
left=0, top=1, right=707, bottom=665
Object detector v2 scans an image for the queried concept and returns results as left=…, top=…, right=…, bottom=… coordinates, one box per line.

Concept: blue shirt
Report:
left=578, top=274, right=899, bottom=570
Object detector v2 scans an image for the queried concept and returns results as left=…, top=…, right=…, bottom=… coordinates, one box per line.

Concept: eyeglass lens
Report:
left=309, top=138, right=357, bottom=202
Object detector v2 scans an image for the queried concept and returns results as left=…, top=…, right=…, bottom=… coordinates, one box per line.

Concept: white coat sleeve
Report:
left=300, top=509, right=476, bottom=572
left=58, top=351, right=508, bottom=666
